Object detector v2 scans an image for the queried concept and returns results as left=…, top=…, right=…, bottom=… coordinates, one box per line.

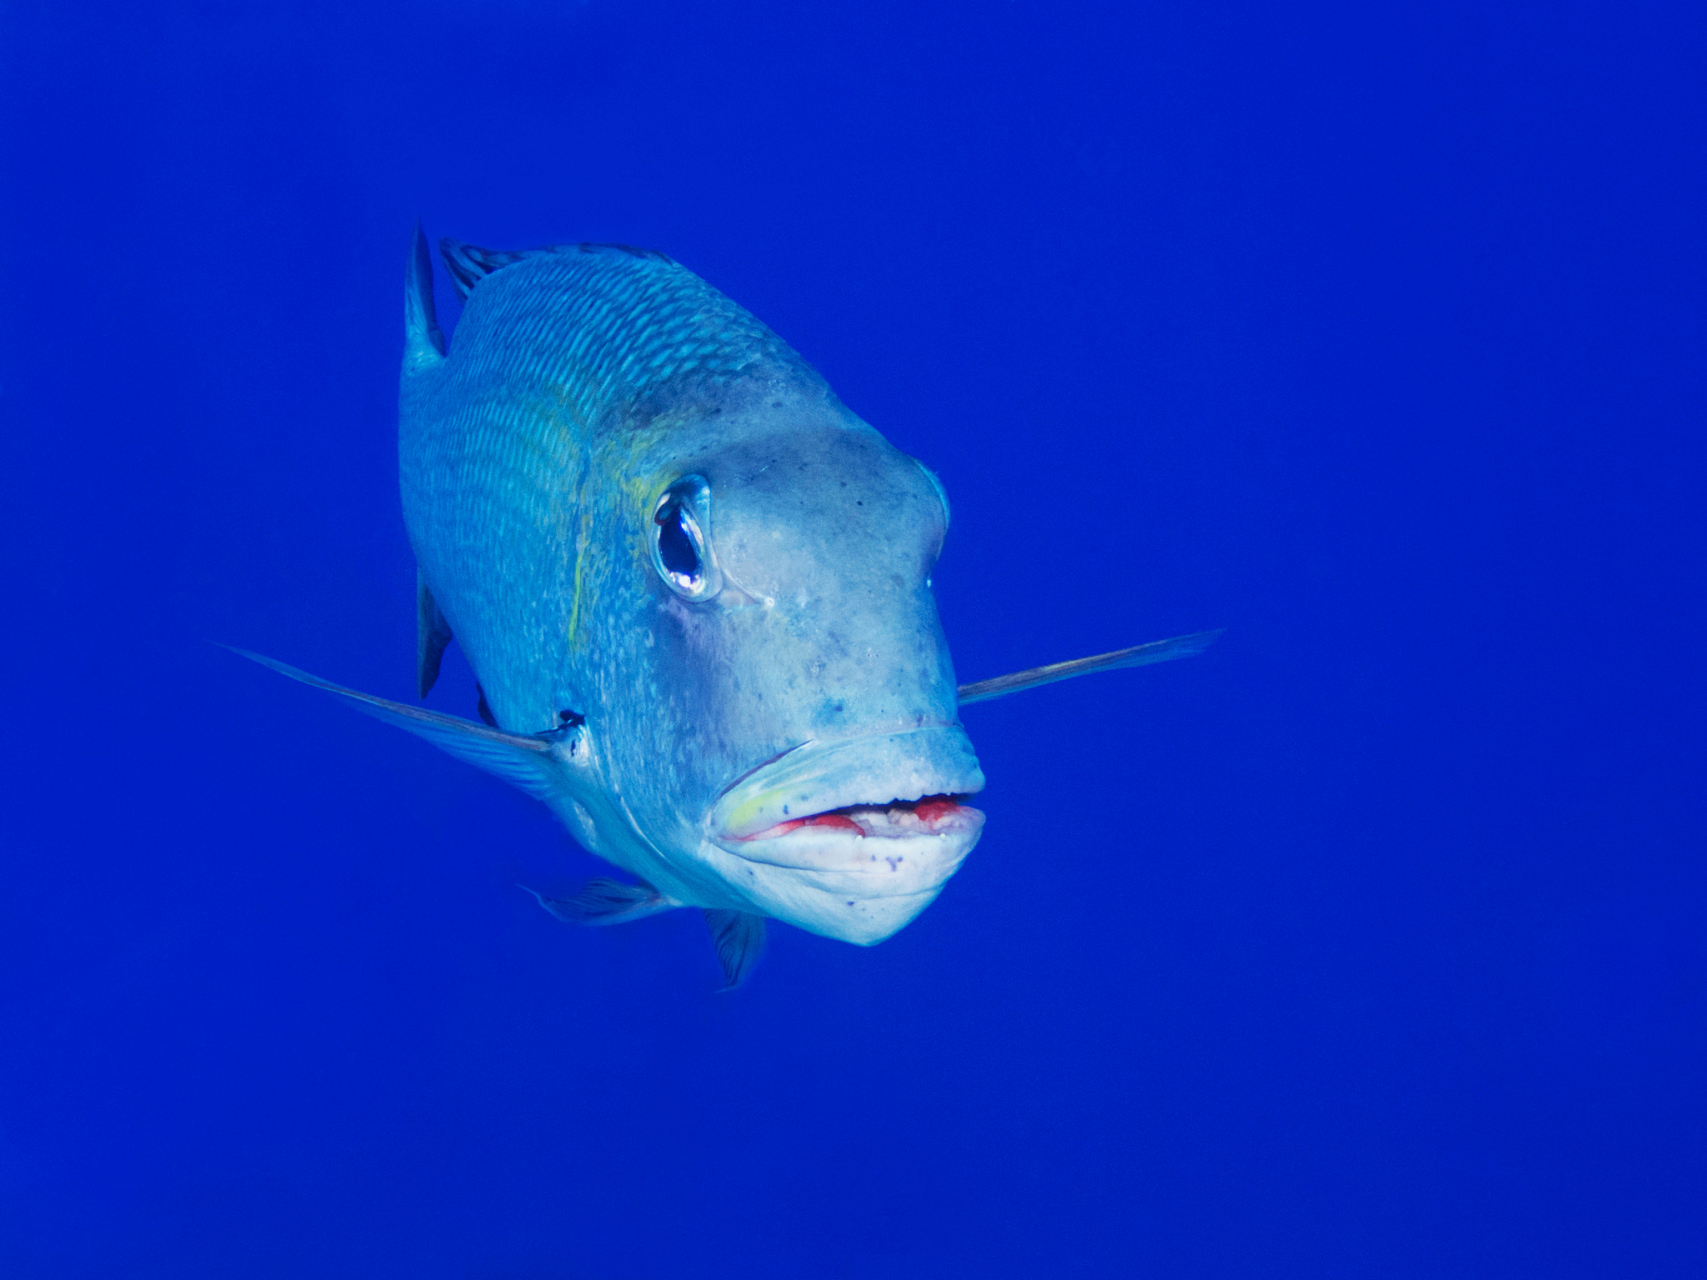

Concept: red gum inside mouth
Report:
left=736, top=795, right=973, bottom=841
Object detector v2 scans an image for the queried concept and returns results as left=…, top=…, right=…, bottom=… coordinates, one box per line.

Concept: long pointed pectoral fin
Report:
left=227, top=647, right=554, bottom=799
left=704, top=910, right=766, bottom=991
left=956, top=629, right=1224, bottom=706
left=521, top=879, right=673, bottom=925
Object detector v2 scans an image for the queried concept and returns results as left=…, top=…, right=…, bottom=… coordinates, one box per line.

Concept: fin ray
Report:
left=227, top=647, right=554, bottom=798
left=522, top=879, right=672, bottom=926
left=439, top=238, right=539, bottom=301
left=704, top=909, right=766, bottom=990
left=438, top=238, right=675, bottom=301
left=957, top=629, right=1223, bottom=706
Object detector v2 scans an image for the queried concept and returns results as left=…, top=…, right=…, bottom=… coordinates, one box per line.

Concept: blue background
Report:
left=1, top=2, right=1702, bottom=1276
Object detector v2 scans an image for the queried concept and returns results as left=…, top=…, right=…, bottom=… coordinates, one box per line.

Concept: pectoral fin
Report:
left=228, top=647, right=555, bottom=799
left=956, top=629, right=1223, bottom=706
left=521, top=879, right=673, bottom=925
left=704, top=910, right=766, bottom=990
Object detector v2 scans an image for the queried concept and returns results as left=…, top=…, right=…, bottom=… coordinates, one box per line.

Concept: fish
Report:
left=237, top=227, right=1219, bottom=988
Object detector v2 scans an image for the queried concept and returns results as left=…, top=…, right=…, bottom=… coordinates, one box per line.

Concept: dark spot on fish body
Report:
left=809, top=697, right=849, bottom=731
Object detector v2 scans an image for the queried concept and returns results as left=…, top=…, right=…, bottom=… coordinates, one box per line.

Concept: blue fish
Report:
left=239, top=228, right=1218, bottom=987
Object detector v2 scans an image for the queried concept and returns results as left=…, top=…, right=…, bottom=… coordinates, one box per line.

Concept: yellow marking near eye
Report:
left=567, top=517, right=589, bottom=649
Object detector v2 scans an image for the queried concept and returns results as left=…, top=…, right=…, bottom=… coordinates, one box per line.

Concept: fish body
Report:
left=401, top=234, right=984, bottom=952
left=238, top=228, right=1220, bottom=986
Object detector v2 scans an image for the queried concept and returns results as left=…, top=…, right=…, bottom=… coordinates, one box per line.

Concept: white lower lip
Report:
left=718, top=804, right=985, bottom=872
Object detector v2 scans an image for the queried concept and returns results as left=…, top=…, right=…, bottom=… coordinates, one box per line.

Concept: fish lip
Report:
left=730, top=794, right=983, bottom=843
left=712, top=739, right=812, bottom=804
left=706, top=724, right=986, bottom=849
left=718, top=800, right=987, bottom=873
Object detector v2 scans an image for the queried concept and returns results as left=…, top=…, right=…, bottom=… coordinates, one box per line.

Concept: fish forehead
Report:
left=709, top=428, right=945, bottom=595
left=639, top=413, right=947, bottom=600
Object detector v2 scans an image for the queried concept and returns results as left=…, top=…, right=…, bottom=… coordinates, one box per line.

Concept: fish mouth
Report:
left=707, top=725, right=986, bottom=873
left=709, top=725, right=985, bottom=845
left=701, top=725, right=986, bottom=945
left=734, top=794, right=982, bottom=844
left=720, top=791, right=985, bottom=881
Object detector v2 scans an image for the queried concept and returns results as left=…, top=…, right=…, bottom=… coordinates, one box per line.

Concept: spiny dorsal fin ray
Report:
left=438, top=237, right=675, bottom=302
left=416, top=572, right=453, bottom=699
left=704, top=910, right=766, bottom=990
left=226, top=647, right=555, bottom=799
left=521, top=880, right=674, bottom=926
left=956, top=629, right=1223, bottom=706
left=439, top=239, right=538, bottom=301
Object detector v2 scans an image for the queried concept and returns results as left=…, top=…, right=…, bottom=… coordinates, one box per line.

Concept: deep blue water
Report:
left=2, top=2, right=1702, bottom=1276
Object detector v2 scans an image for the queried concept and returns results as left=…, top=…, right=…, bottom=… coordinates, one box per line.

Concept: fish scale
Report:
left=443, top=244, right=803, bottom=418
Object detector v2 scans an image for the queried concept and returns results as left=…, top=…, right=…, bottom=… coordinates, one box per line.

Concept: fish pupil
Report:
left=656, top=501, right=701, bottom=582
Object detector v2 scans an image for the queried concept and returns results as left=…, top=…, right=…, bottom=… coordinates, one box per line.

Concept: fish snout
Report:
left=702, top=727, right=987, bottom=943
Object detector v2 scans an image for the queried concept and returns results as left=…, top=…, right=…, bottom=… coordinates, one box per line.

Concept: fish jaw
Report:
left=703, top=726, right=986, bottom=944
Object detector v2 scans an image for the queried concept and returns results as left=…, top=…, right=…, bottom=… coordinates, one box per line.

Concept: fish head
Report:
left=594, top=393, right=985, bottom=944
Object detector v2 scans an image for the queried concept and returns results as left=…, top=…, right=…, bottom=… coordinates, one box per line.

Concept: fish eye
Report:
left=650, top=476, right=721, bottom=601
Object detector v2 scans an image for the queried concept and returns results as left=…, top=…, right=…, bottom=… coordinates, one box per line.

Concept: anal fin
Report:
left=523, top=879, right=673, bottom=926
left=417, top=572, right=454, bottom=698
left=704, top=910, right=766, bottom=990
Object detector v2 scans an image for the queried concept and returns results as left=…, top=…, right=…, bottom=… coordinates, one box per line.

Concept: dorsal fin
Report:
left=438, top=237, right=675, bottom=301
left=439, top=239, right=539, bottom=301
left=403, top=222, right=446, bottom=370
left=416, top=572, right=453, bottom=698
